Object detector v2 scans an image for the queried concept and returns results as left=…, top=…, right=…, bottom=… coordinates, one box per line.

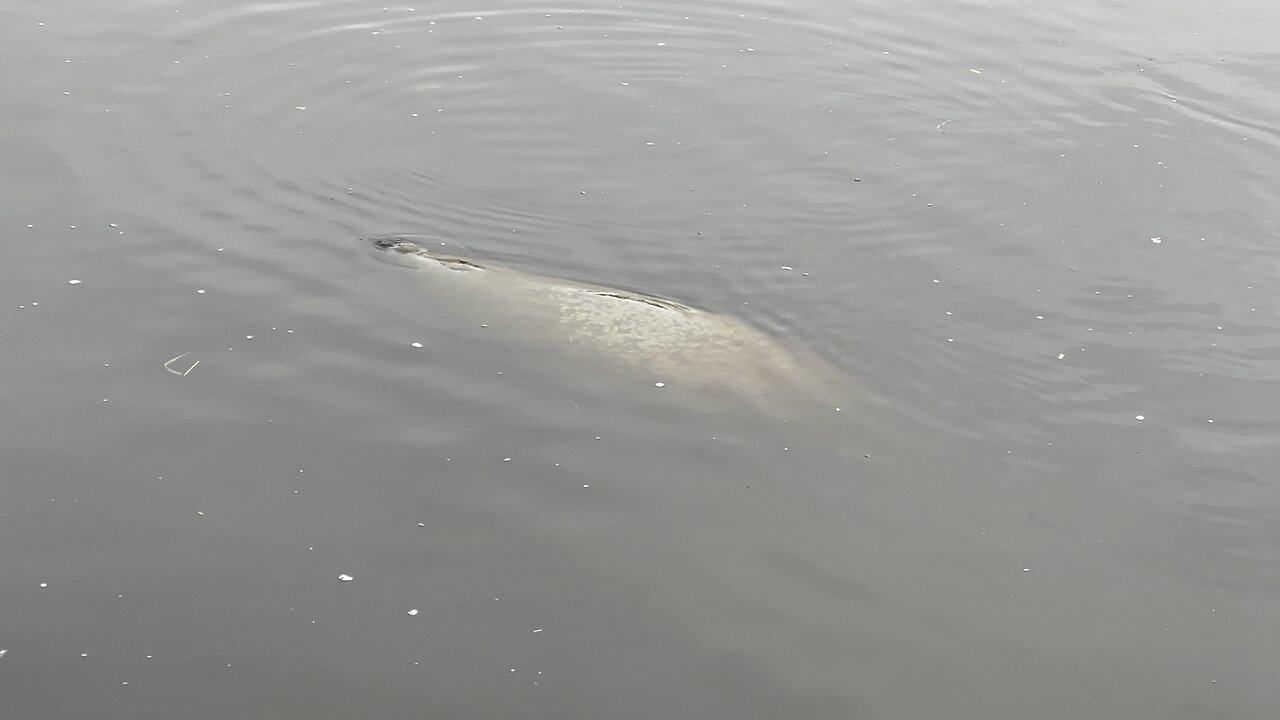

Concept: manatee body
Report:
left=365, top=235, right=841, bottom=416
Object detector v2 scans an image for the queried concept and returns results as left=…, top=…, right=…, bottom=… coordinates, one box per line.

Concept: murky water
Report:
left=2, top=0, right=1277, bottom=717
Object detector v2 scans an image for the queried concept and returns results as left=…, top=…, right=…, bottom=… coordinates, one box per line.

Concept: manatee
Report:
left=363, top=234, right=843, bottom=417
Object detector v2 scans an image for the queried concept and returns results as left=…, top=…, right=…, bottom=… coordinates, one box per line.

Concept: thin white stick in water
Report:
left=164, top=351, right=198, bottom=376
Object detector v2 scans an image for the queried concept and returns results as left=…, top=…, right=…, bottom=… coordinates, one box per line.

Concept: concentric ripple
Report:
left=30, top=0, right=1280, bottom=460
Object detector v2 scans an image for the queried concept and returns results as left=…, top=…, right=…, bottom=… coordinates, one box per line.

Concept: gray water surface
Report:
left=2, top=0, right=1278, bottom=717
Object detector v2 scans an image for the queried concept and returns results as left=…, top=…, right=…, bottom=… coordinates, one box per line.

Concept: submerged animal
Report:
left=363, top=234, right=843, bottom=416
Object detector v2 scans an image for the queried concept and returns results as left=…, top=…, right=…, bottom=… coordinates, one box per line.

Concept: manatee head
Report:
left=363, top=234, right=435, bottom=268
left=362, top=234, right=485, bottom=272
left=366, top=233, right=425, bottom=252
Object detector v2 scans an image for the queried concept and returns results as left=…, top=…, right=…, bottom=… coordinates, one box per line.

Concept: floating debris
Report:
left=338, top=573, right=354, bottom=582
left=163, top=351, right=199, bottom=377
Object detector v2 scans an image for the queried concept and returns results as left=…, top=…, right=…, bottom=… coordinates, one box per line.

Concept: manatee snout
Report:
left=367, top=235, right=420, bottom=252
left=363, top=234, right=431, bottom=267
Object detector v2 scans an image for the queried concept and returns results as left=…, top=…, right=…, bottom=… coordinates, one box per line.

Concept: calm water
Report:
left=2, top=0, right=1278, bottom=717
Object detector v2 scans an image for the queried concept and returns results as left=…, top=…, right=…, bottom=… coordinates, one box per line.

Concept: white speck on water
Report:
left=417, top=522, right=425, bottom=527
left=0, top=649, right=7, bottom=660
left=1207, top=419, right=1214, bottom=423
left=1023, top=568, right=1030, bottom=572
left=780, top=265, right=793, bottom=271
left=1135, top=415, right=1145, bottom=421
left=196, top=289, right=206, bottom=294
left=656, top=42, right=666, bottom=46
left=654, top=381, right=665, bottom=387
left=1035, top=315, right=1044, bottom=320
left=407, top=608, right=419, bottom=616
left=1151, top=236, right=1162, bottom=244
left=503, top=457, right=511, bottom=462
left=1058, top=353, right=1066, bottom=360
left=338, top=573, right=354, bottom=582
left=970, top=68, right=983, bottom=73
left=533, top=628, right=543, bottom=633
left=39, top=582, right=48, bottom=588
left=295, top=106, right=306, bottom=110
left=410, top=342, right=423, bottom=348
left=67, top=279, right=82, bottom=285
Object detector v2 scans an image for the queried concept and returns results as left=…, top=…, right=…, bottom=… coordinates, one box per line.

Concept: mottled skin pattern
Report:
left=365, top=235, right=841, bottom=417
